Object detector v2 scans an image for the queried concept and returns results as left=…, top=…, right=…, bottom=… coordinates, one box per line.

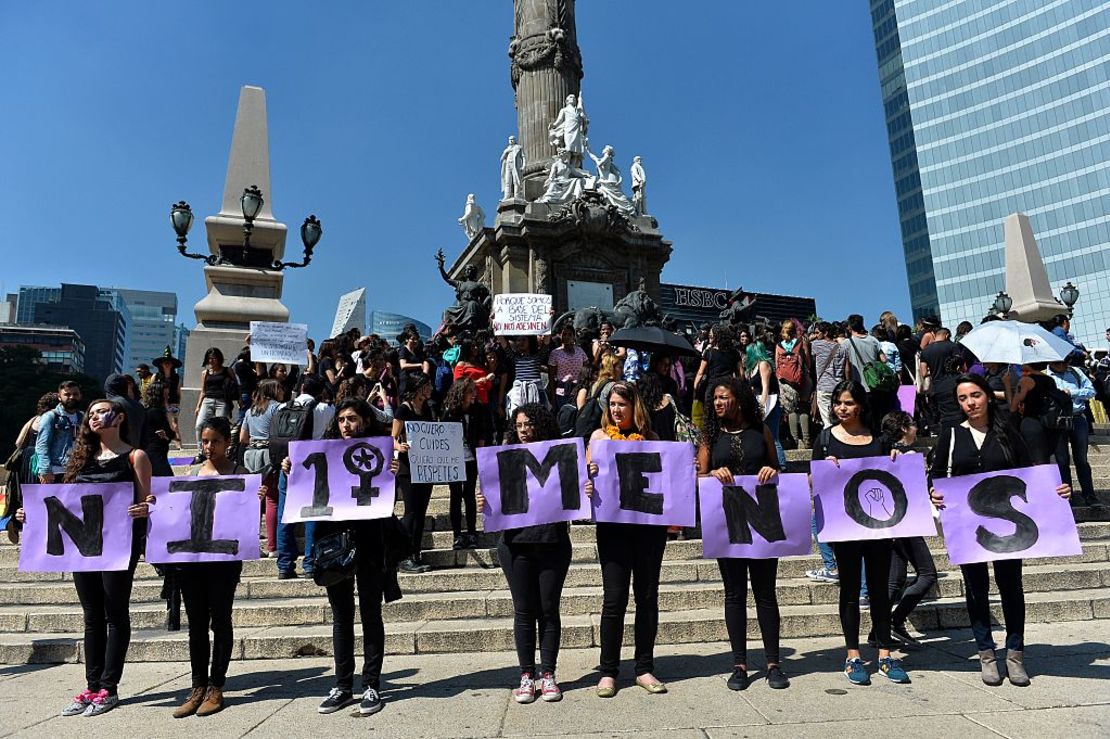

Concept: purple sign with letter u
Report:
left=282, top=437, right=397, bottom=523
left=19, top=483, right=135, bottom=573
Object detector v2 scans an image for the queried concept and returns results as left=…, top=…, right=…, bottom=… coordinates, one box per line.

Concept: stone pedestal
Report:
left=1004, top=212, right=1066, bottom=322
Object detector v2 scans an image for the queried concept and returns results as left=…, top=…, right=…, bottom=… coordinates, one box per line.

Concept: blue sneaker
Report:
left=844, top=658, right=870, bottom=685
left=879, top=657, right=910, bottom=683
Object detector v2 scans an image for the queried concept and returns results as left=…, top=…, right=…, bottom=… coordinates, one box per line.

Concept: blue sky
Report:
left=0, top=1, right=911, bottom=340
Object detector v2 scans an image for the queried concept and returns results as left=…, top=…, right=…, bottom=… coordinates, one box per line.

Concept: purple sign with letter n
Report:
left=936, top=464, right=1081, bottom=565
left=282, top=436, right=397, bottom=523
left=811, top=453, right=937, bottom=542
left=590, top=439, right=697, bottom=527
left=19, top=483, right=135, bottom=573
left=477, top=438, right=588, bottom=532
left=699, top=473, right=813, bottom=559
left=146, top=475, right=263, bottom=564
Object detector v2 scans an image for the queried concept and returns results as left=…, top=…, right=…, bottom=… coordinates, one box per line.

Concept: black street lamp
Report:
left=240, top=184, right=264, bottom=249
left=271, top=215, right=324, bottom=270
left=992, top=290, right=1013, bottom=317
left=1059, top=281, right=1079, bottom=315
left=170, top=200, right=219, bottom=265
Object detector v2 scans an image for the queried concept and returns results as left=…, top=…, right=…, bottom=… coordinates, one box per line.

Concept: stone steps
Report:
left=2, top=586, right=1106, bottom=665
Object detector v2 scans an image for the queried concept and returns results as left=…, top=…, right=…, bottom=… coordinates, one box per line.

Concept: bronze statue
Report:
left=436, top=249, right=492, bottom=333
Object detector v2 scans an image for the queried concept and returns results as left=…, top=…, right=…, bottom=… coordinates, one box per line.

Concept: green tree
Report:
left=0, top=346, right=100, bottom=459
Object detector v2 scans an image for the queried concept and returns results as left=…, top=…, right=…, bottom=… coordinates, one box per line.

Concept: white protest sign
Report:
left=405, top=421, right=467, bottom=484
left=492, top=293, right=552, bottom=335
left=249, top=321, right=309, bottom=365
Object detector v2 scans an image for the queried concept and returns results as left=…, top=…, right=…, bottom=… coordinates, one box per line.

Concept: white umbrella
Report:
left=958, top=320, right=1075, bottom=365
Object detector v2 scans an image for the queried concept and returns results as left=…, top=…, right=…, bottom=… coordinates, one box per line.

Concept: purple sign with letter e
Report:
left=477, top=438, right=588, bottom=532
left=811, top=453, right=937, bottom=542
left=146, top=475, right=263, bottom=564
left=936, top=464, right=1081, bottom=565
left=590, top=440, right=697, bottom=527
left=18, top=483, right=135, bottom=573
left=282, top=437, right=397, bottom=523
left=699, top=473, right=813, bottom=559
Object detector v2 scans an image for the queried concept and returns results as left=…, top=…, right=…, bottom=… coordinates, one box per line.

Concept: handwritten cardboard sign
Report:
left=405, top=421, right=466, bottom=484
left=936, top=464, right=1082, bottom=565
left=282, top=437, right=396, bottom=523
left=146, top=475, right=263, bottom=563
left=478, top=438, right=588, bottom=532
left=590, top=439, right=697, bottom=526
left=19, top=483, right=135, bottom=572
left=249, top=320, right=309, bottom=365
left=699, top=473, right=813, bottom=559
left=811, top=453, right=937, bottom=542
left=492, top=293, right=552, bottom=335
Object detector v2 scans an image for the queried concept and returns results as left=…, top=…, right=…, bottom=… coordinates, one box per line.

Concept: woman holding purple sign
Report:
left=698, top=377, right=790, bottom=690
left=476, top=403, right=572, bottom=704
left=392, top=374, right=436, bottom=574
left=584, top=382, right=668, bottom=698
left=928, top=374, right=1070, bottom=687
left=16, top=398, right=154, bottom=717
left=811, top=380, right=911, bottom=686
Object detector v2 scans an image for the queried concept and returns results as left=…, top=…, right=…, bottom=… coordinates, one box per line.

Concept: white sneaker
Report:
left=512, top=673, right=536, bottom=704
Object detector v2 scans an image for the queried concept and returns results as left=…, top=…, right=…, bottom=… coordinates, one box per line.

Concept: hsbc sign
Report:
left=670, top=287, right=730, bottom=309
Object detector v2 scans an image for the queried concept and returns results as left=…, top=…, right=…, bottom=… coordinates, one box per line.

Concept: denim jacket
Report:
left=33, top=404, right=82, bottom=474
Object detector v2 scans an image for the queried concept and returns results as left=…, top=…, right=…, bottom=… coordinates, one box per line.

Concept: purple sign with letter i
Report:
left=282, top=437, right=397, bottom=523
left=811, top=453, right=937, bottom=542
left=936, top=464, right=1081, bottom=565
left=18, top=483, right=135, bottom=573
left=477, top=438, right=588, bottom=532
left=699, top=473, right=813, bottom=559
left=590, top=439, right=697, bottom=527
left=146, top=475, right=263, bottom=564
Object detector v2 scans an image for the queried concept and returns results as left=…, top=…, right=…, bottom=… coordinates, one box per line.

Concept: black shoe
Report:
left=398, top=558, right=423, bottom=574
left=892, top=622, right=921, bottom=646
left=866, top=631, right=878, bottom=648
left=452, top=535, right=466, bottom=551
left=359, top=687, right=383, bottom=716
left=726, top=667, right=749, bottom=691
left=466, top=533, right=479, bottom=549
left=318, top=687, right=354, bottom=714
left=414, top=556, right=432, bottom=573
left=766, top=665, right=790, bottom=689
left=278, top=570, right=297, bottom=580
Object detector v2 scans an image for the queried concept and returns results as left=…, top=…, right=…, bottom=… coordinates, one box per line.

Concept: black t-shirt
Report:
left=233, top=359, right=257, bottom=399
left=650, top=401, right=677, bottom=442
left=812, top=428, right=890, bottom=462
left=920, top=340, right=960, bottom=386
left=708, top=426, right=771, bottom=475
left=897, top=338, right=920, bottom=383
left=930, top=374, right=964, bottom=428
left=396, top=402, right=432, bottom=476
left=1021, top=374, right=1056, bottom=418
left=703, top=347, right=741, bottom=380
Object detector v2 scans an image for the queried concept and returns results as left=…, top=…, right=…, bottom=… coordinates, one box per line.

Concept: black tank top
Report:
left=1021, top=374, right=1055, bottom=418
left=749, top=367, right=779, bottom=397
left=203, top=369, right=231, bottom=401
left=709, top=426, right=769, bottom=476
left=74, top=451, right=144, bottom=550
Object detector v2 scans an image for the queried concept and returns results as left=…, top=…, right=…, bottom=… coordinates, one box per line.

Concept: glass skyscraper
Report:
left=871, top=0, right=1110, bottom=345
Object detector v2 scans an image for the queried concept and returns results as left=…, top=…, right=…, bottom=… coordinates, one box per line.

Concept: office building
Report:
left=174, top=323, right=191, bottom=366
left=24, top=284, right=130, bottom=382
left=871, top=0, right=1110, bottom=345
left=16, top=286, right=61, bottom=324
left=369, top=311, right=432, bottom=345
left=0, top=324, right=85, bottom=374
left=110, top=289, right=178, bottom=371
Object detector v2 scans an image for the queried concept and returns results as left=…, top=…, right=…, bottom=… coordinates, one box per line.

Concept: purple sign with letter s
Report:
left=146, top=475, right=263, bottom=564
left=936, top=464, right=1081, bottom=565
left=590, top=439, right=697, bottom=527
left=478, top=438, right=588, bottom=532
left=19, top=483, right=135, bottom=573
left=282, top=437, right=397, bottom=523
left=699, top=473, right=812, bottom=559
left=811, top=453, right=937, bottom=542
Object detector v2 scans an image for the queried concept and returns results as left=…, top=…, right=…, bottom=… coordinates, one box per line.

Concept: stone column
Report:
left=509, top=0, right=583, bottom=196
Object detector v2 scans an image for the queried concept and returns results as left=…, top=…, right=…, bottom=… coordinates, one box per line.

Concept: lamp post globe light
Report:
left=992, top=290, right=1013, bottom=317
left=1059, top=281, right=1079, bottom=315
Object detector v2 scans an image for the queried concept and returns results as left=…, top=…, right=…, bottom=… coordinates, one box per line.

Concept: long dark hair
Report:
left=508, top=403, right=560, bottom=444
left=63, top=398, right=130, bottom=482
left=951, top=373, right=1021, bottom=464
left=443, top=377, right=476, bottom=419
left=703, top=376, right=763, bottom=447
left=323, top=398, right=380, bottom=439
left=829, top=379, right=872, bottom=430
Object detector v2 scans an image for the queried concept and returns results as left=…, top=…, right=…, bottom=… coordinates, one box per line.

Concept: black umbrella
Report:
left=607, top=326, right=698, bottom=357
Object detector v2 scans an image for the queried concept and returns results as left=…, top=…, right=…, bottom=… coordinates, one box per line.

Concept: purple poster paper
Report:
left=478, top=438, right=588, bottom=532
left=897, top=385, right=916, bottom=417
left=282, top=436, right=397, bottom=523
left=146, top=475, right=263, bottom=564
left=936, top=464, right=1081, bottom=565
left=699, top=473, right=813, bottom=559
left=811, top=453, right=937, bottom=542
left=590, top=440, right=697, bottom=526
left=18, top=483, right=135, bottom=573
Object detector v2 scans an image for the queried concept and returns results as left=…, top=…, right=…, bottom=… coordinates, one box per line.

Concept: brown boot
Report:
left=196, top=686, right=224, bottom=717
left=172, top=686, right=207, bottom=718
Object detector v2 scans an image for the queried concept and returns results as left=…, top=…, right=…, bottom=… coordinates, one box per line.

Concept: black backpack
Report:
left=1040, top=379, right=1075, bottom=432
left=268, top=398, right=318, bottom=471
left=573, top=382, right=611, bottom=441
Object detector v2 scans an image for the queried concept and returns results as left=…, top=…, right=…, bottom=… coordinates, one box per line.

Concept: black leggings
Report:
left=596, top=523, right=668, bottom=678
left=889, top=537, right=937, bottom=626
left=73, top=561, right=138, bottom=696
left=831, top=539, right=893, bottom=650
left=327, top=558, right=386, bottom=692
left=398, top=475, right=433, bottom=557
left=449, top=460, right=478, bottom=537
left=179, top=561, right=242, bottom=689
left=962, top=559, right=1024, bottom=652
left=498, top=538, right=572, bottom=674
left=718, top=558, right=780, bottom=666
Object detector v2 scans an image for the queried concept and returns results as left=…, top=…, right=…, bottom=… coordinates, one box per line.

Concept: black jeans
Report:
left=1056, top=414, right=1094, bottom=500
left=179, top=561, right=242, bottom=688
left=498, top=538, right=572, bottom=675
left=398, top=475, right=433, bottom=557
left=831, top=539, right=893, bottom=650
left=961, top=559, right=1024, bottom=651
left=889, top=537, right=938, bottom=626
left=718, top=558, right=780, bottom=666
left=73, top=559, right=139, bottom=695
left=596, top=523, right=668, bottom=678
left=449, top=460, right=479, bottom=538
left=327, top=554, right=386, bottom=692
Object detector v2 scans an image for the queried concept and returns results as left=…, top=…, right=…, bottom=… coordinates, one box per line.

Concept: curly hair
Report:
left=443, top=377, right=476, bottom=420
left=401, top=372, right=430, bottom=402
left=36, top=392, right=59, bottom=415
left=702, top=376, right=763, bottom=448
left=63, top=398, right=130, bottom=482
left=141, top=379, right=165, bottom=409
left=508, top=403, right=560, bottom=444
